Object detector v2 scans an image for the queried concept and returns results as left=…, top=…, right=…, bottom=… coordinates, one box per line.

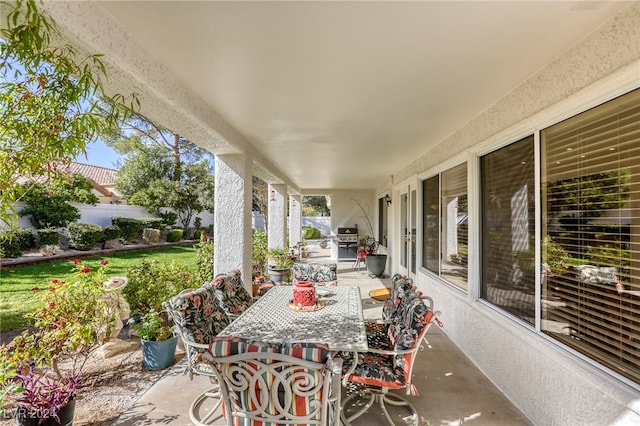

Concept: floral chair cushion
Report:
left=209, top=269, right=254, bottom=317
left=292, top=262, right=338, bottom=286
left=381, top=274, right=414, bottom=320
left=365, top=274, right=414, bottom=350
left=389, top=289, right=431, bottom=351
left=166, top=286, right=230, bottom=373
left=340, top=351, right=406, bottom=390
left=343, top=289, right=434, bottom=394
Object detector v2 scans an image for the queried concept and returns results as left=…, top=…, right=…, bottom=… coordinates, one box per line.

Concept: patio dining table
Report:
left=218, top=285, right=368, bottom=353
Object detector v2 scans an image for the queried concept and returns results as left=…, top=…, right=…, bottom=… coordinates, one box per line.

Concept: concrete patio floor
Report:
left=113, top=246, right=532, bottom=426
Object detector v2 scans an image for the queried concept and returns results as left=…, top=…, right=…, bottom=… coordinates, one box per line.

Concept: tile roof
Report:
left=64, top=162, right=118, bottom=186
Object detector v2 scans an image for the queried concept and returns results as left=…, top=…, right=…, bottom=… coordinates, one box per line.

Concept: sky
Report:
left=74, top=139, right=123, bottom=170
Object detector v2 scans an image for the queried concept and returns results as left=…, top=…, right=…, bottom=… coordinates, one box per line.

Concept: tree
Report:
left=303, top=196, right=330, bottom=216
left=19, top=174, right=99, bottom=228
left=0, top=0, right=137, bottom=228
left=116, top=145, right=215, bottom=229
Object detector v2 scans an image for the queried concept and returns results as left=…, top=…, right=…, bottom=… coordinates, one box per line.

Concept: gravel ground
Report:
left=1, top=242, right=192, bottom=425
left=1, top=333, right=181, bottom=426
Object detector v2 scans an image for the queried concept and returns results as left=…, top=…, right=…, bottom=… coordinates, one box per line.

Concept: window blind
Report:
left=541, top=88, right=640, bottom=384
left=480, top=136, right=536, bottom=324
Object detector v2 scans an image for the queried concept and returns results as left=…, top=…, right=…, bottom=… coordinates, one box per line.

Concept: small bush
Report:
left=123, top=258, right=197, bottom=315
left=14, top=228, right=35, bottom=250
left=302, top=226, right=321, bottom=239
left=142, top=228, right=161, bottom=244
left=158, top=211, right=178, bottom=227
left=141, top=217, right=165, bottom=230
left=195, top=233, right=213, bottom=282
left=166, top=229, right=183, bottom=243
left=67, top=223, right=103, bottom=250
left=111, top=216, right=144, bottom=242
left=36, top=228, right=59, bottom=247
left=0, top=233, right=23, bottom=258
left=252, top=229, right=269, bottom=277
left=102, top=225, right=122, bottom=242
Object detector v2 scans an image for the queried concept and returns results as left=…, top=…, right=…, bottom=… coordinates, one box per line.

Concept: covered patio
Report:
left=22, top=2, right=640, bottom=424
left=112, top=254, right=531, bottom=426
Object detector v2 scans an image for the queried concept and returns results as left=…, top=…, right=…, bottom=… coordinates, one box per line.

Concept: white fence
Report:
left=14, top=203, right=214, bottom=229
left=15, top=203, right=330, bottom=236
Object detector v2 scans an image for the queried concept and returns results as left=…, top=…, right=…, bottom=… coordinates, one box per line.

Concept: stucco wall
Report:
left=398, top=4, right=640, bottom=425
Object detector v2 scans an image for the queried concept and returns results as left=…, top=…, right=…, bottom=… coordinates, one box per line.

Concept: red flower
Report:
left=50, top=287, right=56, bottom=292
left=51, top=279, right=59, bottom=284
left=73, top=258, right=81, bottom=264
left=101, top=260, right=109, bottom=265
left=49, top=302, right=55, bottom=308
left=60, top=281, right=66, bottom=284
left=52, top=321, right=61, bottom=329
left=81, top=267, right=90, bottom=274
left=31, top=287, right=39, bottom=292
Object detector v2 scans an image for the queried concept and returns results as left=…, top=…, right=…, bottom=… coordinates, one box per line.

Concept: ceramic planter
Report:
left=268, top=268, right=290, bottom=284
left=366, top=254, right=387, bottom=277
left=141, top=336, right=178, bottom=370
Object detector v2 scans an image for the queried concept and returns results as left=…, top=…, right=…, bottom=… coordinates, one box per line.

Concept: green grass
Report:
left=0, top=246, right=198, bottom=332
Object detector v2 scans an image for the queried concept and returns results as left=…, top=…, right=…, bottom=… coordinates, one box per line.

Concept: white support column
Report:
left=268, top=184, right=288, bottom=249
left=214, top=154, right=253, bottom=287
left=289, top=194, right=302, bottom=248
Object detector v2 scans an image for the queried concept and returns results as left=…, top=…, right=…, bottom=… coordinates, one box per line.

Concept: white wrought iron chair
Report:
left=208, top=336, right=343, bottom=426
left=341, top=288, right=441, bottom=426
left=165, top=285, right=231, bottom=426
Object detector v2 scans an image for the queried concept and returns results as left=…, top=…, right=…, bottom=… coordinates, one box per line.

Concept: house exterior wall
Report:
left=386, top=4, right=640, bottom=424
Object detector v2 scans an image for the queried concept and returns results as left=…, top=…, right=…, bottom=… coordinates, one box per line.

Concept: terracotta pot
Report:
left=293, top=281, right=316, bottom=307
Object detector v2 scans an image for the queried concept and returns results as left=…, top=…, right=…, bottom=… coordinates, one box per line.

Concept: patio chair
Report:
left=165, top=285, right=231, bottom=426
left=340, top=288, right=442, bottom=426
left=207, top=269, right=254, bottom=319
left=365, top=274, right=415, bottom=350
left=208, top=336, right=343, bottom=426
left=292, top=262, right=338, bottom=286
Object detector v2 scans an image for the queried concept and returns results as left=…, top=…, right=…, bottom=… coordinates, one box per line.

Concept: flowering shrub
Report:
left=123, top=258, right=197, bottom=315
left=196, top=231, right=214, bottom=282
left=3, top=259, right=116, bottom=375
left=0, top=258, right=120, bottom=420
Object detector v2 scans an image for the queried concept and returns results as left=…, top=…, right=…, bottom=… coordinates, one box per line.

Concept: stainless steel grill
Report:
left=337, top=227, right=358, bottom=260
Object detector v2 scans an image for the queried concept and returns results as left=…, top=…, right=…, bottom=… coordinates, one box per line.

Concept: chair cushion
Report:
left=382, top=274, right=414, bottom=320
left=210, top=269, right=253, bottom=316
left=292, top=262, right=338, bottom=286
left=209, top=336, right=332, bottom=425
left=340, top=351, right=406, bottom=390
left=389, top=289, right=431, bottom=351
left=167, top=286, right=230, bottom=345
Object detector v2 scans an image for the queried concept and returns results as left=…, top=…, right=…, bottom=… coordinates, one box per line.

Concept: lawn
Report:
left=0, top=245, right=198, bottom=332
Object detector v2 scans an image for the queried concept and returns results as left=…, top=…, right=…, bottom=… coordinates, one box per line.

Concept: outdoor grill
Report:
left=336, top=227, right=359, bottom=261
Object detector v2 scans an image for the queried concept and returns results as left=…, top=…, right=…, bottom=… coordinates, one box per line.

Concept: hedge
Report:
left=111, top=216, right=144, bottom=241
left=166, top=228, right=183, bottom=242
left=36, top=228, right=59, bottom=247
left=68, top=222, right=103, bottom=250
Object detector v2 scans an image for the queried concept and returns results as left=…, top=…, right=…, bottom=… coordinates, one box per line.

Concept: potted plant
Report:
left=129, top=311, right=178, bottom=370
left=352, top=198, right=387, bottom=277
left=266, top=248, right=295, bottom=284
left=0, top=258, right=121, bottom=425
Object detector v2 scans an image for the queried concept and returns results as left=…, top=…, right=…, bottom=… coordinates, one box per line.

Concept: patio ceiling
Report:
left=54, top=1, right=631, bottom=191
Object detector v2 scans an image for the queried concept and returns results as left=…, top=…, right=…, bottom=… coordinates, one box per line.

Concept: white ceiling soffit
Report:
left=89, top=1, right=629, bottom=190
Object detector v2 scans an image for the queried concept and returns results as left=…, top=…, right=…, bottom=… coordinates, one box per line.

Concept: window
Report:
left=541, top=88, right=640, bottom=384
left=378, top=196, right=388, bottom=247
left=480, top=136, right=535, bottom=323
left=421, top=163, right=468, bottom=289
